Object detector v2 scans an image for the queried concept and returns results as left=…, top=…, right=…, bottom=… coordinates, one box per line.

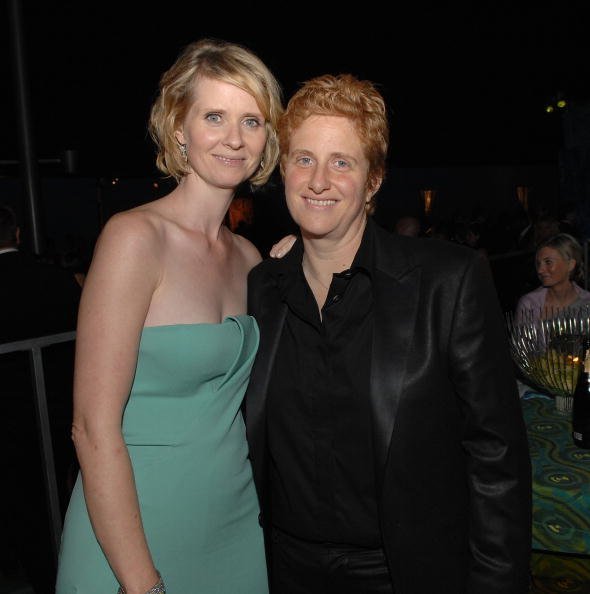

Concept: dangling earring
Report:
left=259, top=158, right=265, bottom=170
left=179, top=143, right=188, bottom=162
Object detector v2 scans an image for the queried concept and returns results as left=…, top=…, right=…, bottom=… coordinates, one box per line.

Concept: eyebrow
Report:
left=332, top=152, right=358, bottom=163
left=290, top=149, right=359, bottom=164
left=199, top=106, right=264, bottom=118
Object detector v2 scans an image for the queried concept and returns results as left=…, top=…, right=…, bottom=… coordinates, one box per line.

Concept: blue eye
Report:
left=296, top=156, right=313, bottom=166
left=206, top=113, right=222, bottom=123
left=244, top=118, right=261, bottom=128
left=334, top=159, right=349, bottom=168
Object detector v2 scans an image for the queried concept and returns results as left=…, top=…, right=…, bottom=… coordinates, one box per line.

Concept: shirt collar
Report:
left=275, top=217, right=376, bottom=296
left=347, top=217, right=374, bottom=278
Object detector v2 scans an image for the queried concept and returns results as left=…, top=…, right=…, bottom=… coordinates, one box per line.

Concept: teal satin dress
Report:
left=56, top=315, right=268, bottom=594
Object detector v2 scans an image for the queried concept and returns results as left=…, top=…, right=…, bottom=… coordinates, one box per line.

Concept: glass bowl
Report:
left=506, top=308, right=590, bottom=413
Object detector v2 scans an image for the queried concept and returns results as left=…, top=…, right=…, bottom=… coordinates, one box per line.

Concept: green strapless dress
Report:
left=56, top=315, right=268, bottom=594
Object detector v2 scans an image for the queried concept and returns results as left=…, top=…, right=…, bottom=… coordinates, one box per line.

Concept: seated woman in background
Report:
left=515, top=233, right=590, bottom=324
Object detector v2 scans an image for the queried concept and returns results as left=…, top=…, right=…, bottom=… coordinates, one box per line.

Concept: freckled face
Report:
left=282, top=115, right=376, bottom=241
left=175, top=77, right=267, bottom=190
left=536, top=246, right=575, bottom=287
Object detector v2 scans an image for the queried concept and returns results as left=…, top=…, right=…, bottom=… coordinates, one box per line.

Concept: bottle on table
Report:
left=572, top=338, right=590, bottom=449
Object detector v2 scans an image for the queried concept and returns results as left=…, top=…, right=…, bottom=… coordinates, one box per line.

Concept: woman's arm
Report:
left=71, top=212, right=161, bottom=594
left=450, top=253, right=531, bottom=592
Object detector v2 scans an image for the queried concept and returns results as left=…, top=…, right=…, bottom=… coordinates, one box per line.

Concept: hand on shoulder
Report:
left=269, top=234, right=297, bottom=258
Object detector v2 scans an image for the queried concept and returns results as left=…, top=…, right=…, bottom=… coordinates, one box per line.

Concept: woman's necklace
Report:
left=302, top=261, right=331, bottom=291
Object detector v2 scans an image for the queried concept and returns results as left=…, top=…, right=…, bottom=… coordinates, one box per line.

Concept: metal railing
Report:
left=0, top=331, right=76, bottom=566
left=584, top=238, right=589, bottom=291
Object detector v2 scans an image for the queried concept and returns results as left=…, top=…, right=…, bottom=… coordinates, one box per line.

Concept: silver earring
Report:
left=180, top=143, right=188, bottom=162
left=259, top=158, right=265, bottom=170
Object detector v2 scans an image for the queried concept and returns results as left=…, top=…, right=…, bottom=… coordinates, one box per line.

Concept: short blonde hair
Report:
left=149, top=38, right=283, bottom=187
left=278, top=74, right=389, bottom=214
left=537, top=233, right=586, bottom=283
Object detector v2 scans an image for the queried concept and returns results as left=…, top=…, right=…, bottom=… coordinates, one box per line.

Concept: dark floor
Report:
left=2, top=554, right=589, bottom=594
left=530, top=552, right=590, bottom=593
left=531, top=577, right=590, bottom=593
left=0, top=573, right=35, bottom=594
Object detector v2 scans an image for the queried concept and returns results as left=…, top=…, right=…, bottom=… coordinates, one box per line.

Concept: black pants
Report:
left=270, top=527, right=395, bottom=594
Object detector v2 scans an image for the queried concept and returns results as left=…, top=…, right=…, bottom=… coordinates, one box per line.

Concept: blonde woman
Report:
left=515, top=233, right=590, bottom=324
left=56, top=38, right=282, bottom=594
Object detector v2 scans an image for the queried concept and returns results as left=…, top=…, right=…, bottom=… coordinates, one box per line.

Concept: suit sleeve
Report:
left=448, top=254, right=532, bottom=593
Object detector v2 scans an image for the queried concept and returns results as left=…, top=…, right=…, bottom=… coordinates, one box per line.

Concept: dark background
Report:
left=2, top=5, right=589, bottom=592
left=2, top=1, right=589, bottom=179
left=1, top=1, right=590, bottom=260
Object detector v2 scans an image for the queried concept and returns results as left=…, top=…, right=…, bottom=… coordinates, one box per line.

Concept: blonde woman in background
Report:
left=515, top=233, right=590, bottom=324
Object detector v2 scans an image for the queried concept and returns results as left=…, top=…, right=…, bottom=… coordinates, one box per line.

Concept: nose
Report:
left=223, top=122, right=244, bottom=150
left=308, top=164, right=330, bottom=194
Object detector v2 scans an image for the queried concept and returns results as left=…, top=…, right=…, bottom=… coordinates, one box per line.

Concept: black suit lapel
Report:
left=246, top=300, right=287, bottom=440
left=245, top=283, right=287, bottom=506
left=370, top=231, right=422, bottom=488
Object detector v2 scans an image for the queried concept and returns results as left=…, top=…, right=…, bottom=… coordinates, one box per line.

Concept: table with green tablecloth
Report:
left=522, top=392, right=590, bottom=555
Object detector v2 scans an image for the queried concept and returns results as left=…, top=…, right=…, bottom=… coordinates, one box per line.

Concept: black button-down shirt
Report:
left=267, top=220, right=380, bottom=546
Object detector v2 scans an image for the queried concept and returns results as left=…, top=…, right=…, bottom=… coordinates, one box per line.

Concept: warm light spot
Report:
left=228, top=196, right=254, bottom=231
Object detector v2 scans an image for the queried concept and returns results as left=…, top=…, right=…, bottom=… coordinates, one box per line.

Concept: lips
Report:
left=213, top=155, right=246, bottom=166
left=304, top=197, right=336, bottom=206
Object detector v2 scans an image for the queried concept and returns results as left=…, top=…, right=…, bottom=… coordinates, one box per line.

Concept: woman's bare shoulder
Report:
left=98, top=207, right=166, bottom=251
left=230, top=231, right=262, bottom=269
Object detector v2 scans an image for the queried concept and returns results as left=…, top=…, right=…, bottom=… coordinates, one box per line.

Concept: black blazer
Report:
left=245, top=221, right=532, bottom=594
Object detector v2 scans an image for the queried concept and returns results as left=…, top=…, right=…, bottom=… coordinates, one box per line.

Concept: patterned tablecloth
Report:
left=522, top=392, right=590, bottom=555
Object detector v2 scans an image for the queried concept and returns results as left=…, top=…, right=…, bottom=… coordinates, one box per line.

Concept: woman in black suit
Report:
left=245, top=74, right=532, bottom=594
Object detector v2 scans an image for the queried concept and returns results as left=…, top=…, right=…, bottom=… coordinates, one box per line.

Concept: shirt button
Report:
left=332, top=294, right=341, bottom=303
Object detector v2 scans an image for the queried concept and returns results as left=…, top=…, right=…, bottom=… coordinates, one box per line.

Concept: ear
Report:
left=174, top=129, right=186, bottom=145
left=568, top=258, right=576, bottom=273
left=366, top=175, right=383, bottom=204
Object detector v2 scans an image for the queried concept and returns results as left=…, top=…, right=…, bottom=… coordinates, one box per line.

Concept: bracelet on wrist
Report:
left=117, top=571, right=165, bottom=594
